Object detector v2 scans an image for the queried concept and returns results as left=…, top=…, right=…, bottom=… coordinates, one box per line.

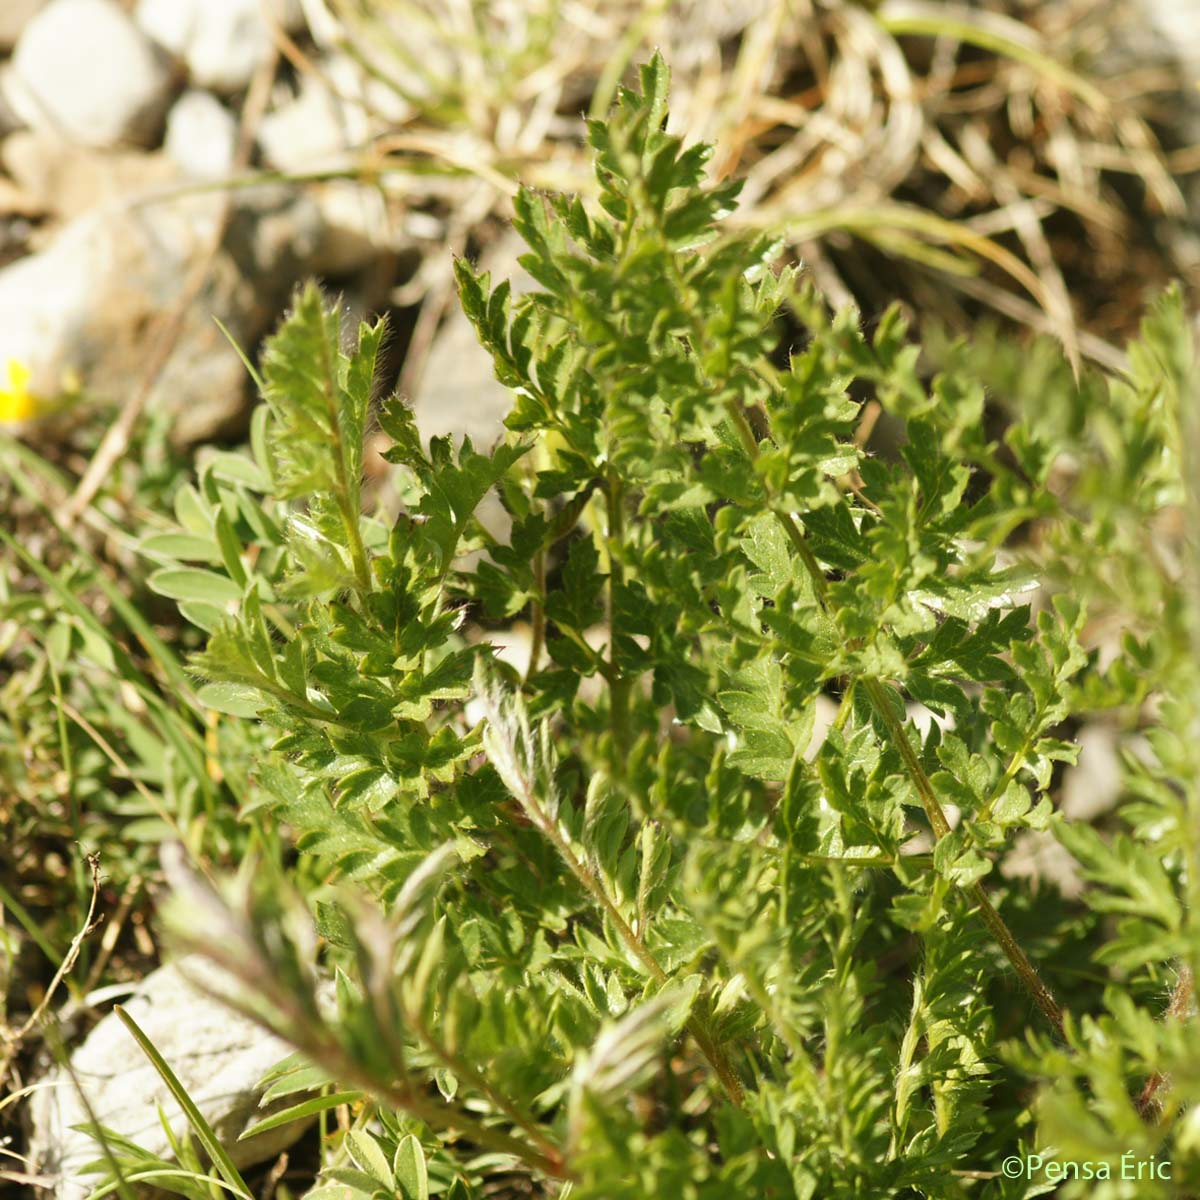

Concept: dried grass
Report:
left=218, top=1, right=1200, bottom=360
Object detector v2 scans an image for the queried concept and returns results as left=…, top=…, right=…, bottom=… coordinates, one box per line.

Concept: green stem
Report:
left=315, top=309, right=371, bottom=594
left=410, top=1015, right=565, bottom=1170
left=725, top=398, right=1065, bottom=1036
left=508, top=741, right=745, bottom=1105
left=832, top=681, right=857, bottom=732
left=605, top=470, right=633, bottom=777
left=374, top=1069, right=563, bottom=1176
left=889, top=974, right=924, bottom=1157
left=975, top=714, right=1042, bottom=823
left=47, top=656, right=86, bottom=907
left=177, top=943, right=566, bottom=1179
left=525, top=546, right=546, bottom=685
left=968, top=881, right=1063, bottom=1030
left=798, top=852, right=901, bottom=867
left=553, top=816, right=745, bottom=1104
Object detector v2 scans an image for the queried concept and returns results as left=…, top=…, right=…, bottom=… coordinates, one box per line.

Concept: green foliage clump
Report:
left=120, top=55, right=1196, bottom=1200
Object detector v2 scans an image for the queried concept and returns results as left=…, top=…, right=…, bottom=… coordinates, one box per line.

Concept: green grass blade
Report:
left=85, top=1168, right=249, bottom=1200
left=0, top=878, right=63, bottom=966
left=875, top=4, right=1109, bottom=112
left=212, top=316, right=265, bottom=392
left=238, top=1090, right=361, bottom=1140
left=114, top=1005, right=252, bottom=1199
left=0, top=442, right=196, bottom=700
left=0, top=528, right=213, bottom=796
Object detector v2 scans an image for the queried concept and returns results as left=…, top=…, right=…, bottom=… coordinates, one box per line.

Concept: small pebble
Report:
left=165, top=89, right=238, bottom=179
left=7, top=0, right=172, bottom=148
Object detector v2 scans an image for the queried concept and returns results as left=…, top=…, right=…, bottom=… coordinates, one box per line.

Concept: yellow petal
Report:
left=0, top=359, right=39, bottom=423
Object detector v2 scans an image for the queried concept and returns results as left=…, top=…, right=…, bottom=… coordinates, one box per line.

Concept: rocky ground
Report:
left=0, top=0, right=434, bottom=450
left=0, top=0, right=1194, bottom=452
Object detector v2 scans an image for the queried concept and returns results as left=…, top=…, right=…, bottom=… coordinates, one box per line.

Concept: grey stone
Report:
left=165, top=89, right=238, bottom=179
left=307, top=180, right=405, bottom=276
left=0, top=186, right=322, bottom=444
left=6, top=0, right=173, bottom=148
left=28, top=956, right=313, bottom=1199
left=1, top=129, right=178, bottom=221
left=136, top=0, right=305, bottom=95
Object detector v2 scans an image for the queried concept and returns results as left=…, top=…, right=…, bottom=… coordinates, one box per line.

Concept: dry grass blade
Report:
left=701, top=0, right=1188, bottom=347
left=0, top=855, right=104, bottom=1093
left=876, top=0, right=1111, bottom=112
left=94, top=0, right=1191, bottom=367
left=740, top=201, right=1054, bottom=308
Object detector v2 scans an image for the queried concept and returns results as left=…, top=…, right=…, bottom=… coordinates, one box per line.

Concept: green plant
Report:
left=101, top=54, right=1197, bottom=1199
left=0, top=428, right=281, bottom=1118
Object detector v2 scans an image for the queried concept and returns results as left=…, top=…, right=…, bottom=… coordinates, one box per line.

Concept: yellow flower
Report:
left=0, top=359, right=39, bottom=425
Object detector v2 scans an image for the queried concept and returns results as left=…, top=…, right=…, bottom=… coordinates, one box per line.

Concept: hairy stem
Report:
left=315, top=310, right=371, bottom=593
left=1136, top=966, right=1195, bottom=1117
left=501, top=731, right=745, bottom=1105
left=356, top=1056, right=564, bottom=1176
left=525, top=546, right=546, bottom=685
left=410, top=1014, right=566, bottom=1171
left=545, top=811, right=746, bottom=1104
left=178, top=940, right=566, bottom=1179
left=724, top=398, right=1065, bottom=1035
left=605, top=469, right=633, bottom=776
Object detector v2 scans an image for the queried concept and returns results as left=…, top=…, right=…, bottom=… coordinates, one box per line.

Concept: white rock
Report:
left=137, top=0, right=304, bottom=94
left=257, top=52, right=410, bottom=174
left=308, top=180, right=398, bottom=276
left=1141, top=0, right=1200, bottom=76
left=0, top=186, right=322, bottom=443
left=0, top=209, right=117, bottom=402
left=1061, top=724, right=1122, bottom=821
left=6, top=0, right=172, bottom=148
left=165, top=89, right=238, bottom=178
left=1002, top=830, right=1084, bottom=899
left=0, top=0, right=46, bottom=51
left=29, top=957, right=313, bottom=1200
left=257, top=75, right=352, bottom=174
